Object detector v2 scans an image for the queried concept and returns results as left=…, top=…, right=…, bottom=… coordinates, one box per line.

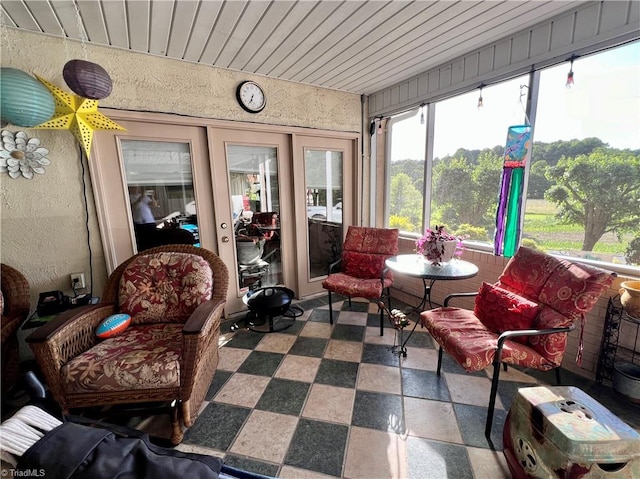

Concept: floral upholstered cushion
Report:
left=119, top=252, right=213, bottom=324
left=528, top=306, right=574, bottom=367
left=322, top=272, right=393, bottom=299
left=497, top=247, right=560, bottom=298
left=341, top=226, right=399, bottom=280
left=474, top=282, right=540, bottom=344
left=343, top=252, right=391, bottom=280
left=538, top=260, right=615, bottom=323
left=342, top=226, right=399, bottom=255
left=62, top=323, right=182, bottom=394
left=420, top=307, right=558, bottom=372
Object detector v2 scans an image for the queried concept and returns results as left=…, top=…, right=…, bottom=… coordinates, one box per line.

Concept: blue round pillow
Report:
left=96, top=313, right=131, bottom=339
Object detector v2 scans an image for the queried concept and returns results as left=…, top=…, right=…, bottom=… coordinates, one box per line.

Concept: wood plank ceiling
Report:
left=1, top=0, right=582, bottom=95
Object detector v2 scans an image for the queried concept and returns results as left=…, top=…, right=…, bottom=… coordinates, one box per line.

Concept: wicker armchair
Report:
left=1, top=263, right=31, bottom=393
left=27, top=245, right=228, bottom=444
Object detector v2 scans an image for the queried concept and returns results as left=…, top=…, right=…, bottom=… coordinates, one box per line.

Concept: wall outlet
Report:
left=70, top=273, right=86, bottom=290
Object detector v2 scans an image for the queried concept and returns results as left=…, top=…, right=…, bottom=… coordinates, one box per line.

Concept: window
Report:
left=431, top=76, right=529, bottom=244
left=385, top=41, right=640, bottom=269
left=388, top=109, right=426, bottom=235
left=525, top=42, right=640, bottom=266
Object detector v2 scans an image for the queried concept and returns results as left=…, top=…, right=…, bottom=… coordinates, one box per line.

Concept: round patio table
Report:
left=383, top=254, right=479, bottom=356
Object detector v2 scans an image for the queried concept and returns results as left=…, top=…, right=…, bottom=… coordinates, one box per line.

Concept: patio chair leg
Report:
left=555, top=367, right=562, bottom=385
left=486, top=360, right=502, bottom=437
left=328, top=290, right=334, bottom=325
left=379, top=287, right=392, bottom=336
left=436, top=347, right=443, bottom=376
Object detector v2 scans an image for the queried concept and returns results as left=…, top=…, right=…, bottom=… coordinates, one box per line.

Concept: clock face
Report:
left=236, top=81, right=266, bottom=113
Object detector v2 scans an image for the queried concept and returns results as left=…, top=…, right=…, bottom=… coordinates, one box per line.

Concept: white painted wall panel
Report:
left=451, top=59, right=464, bottom=86
left=427, top=71, right=439, bottom=93
left=398, top=82, right=408, bottom=104
left=511, top=32, right=530, bottom=64
left=574, top=3, right=601, bottom=44
left=463, top=53, right=479, bottom=81
left=417, top=74, right=428, bottom=97
left=369, top=1, right=640, bottom=117
left=102, top=0, right=128, bottom=49
left=494, top=40, right=512, bottom=70
left=390, top=86, right=399, bottom=107
left=549, top=13, right=574, bottom=52
left=77, top=0, right=108, bottom=45
left=408, top=78, right=418, bottom=102
left=166, top=1, right=200, bottom=59
left=600, top=1, right=630, bottom=34
left=438, top=66, right=451, bottom=91
left=478, top=47, right=494, bottom=75
left=529, top=24, right=551, bottom=58
left=148, top=0, right=173, bottom=56
left=127, top=0, right=149, bottom=53
left=631, top=1, right=640, bottom=29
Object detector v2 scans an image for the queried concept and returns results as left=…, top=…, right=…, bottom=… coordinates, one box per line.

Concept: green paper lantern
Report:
left=0, top=68, right=55, bottom=127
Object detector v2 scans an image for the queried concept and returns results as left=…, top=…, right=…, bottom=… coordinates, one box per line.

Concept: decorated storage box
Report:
left=503, top=386, right=640, bottom=478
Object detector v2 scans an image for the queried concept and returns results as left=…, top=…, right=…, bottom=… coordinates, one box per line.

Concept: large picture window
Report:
left=385, top=41, right=640, bottom=269
left=431, top=76, right=529, bottom=244
left=525, top=43, right=640, bottom=266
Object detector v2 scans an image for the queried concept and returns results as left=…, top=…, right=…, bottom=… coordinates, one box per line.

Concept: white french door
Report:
left=91, top=113, right=358, bottom=316
left=90, top=120, right=215, bottom=273
left=293, top=135, right=356, bottom=298
left=208, top=128, right=293, bottom=314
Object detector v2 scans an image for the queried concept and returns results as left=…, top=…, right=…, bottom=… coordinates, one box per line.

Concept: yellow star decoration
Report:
left=34, top=75, right=125, bottom=157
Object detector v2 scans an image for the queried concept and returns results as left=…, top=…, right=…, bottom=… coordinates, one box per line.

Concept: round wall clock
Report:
left=236, top=81, right=266, bottom=113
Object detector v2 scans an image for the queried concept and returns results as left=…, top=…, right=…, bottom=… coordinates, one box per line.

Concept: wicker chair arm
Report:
left=1, top=263, right=30, bottom=319
left=26, top=304, right=115, bottom=408
left=1, top=313, right=24, bottom=344
left=26, top=304, right=114, bottom=343
left=181, top=299, right=225, bottom=395
left=183, top=299, right=226, bottom=335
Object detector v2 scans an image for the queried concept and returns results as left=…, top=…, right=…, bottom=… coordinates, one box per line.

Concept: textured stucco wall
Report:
left=1, top=28, right=362, bottom=308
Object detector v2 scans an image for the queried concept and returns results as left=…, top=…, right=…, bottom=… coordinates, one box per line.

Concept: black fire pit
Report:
left=232, top=287, right=301, bottom=333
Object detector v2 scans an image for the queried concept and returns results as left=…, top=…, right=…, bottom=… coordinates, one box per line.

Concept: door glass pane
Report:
left=228, top=145, right=282, bottom=290
left=122, top=140, right=199, bottom=252
left=305, top=149, right=343, bottom=279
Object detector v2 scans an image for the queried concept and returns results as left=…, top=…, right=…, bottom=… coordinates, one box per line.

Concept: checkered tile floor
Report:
left=161, top=295, right=551, bottom=479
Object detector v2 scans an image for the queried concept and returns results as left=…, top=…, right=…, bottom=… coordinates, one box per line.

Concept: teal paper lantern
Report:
left=0, top=68, right=55, bottom=127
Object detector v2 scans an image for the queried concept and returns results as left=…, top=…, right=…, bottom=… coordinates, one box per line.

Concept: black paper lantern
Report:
left=63, top=59, right=113, bottom=100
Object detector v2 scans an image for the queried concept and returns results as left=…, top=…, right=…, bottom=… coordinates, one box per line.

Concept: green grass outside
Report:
left=523, top=199, right=628, bottom=256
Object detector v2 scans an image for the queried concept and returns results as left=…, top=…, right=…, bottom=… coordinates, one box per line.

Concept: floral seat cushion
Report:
left=62, top=323, right=182, bottom=394
left=119, top=252, right=213, bottom=324
left=421, top=307, right=559, bottom=372
left=322, top=272, right=393, bottom=299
